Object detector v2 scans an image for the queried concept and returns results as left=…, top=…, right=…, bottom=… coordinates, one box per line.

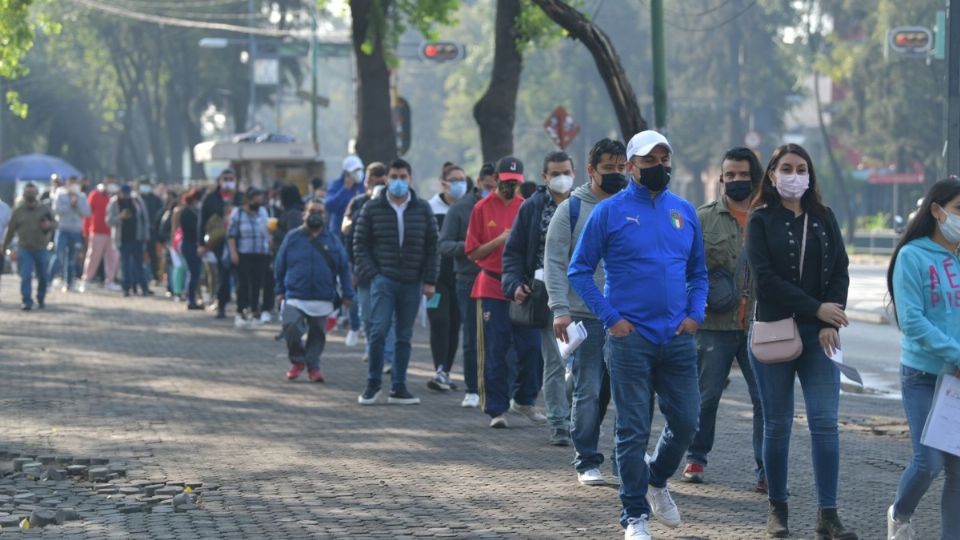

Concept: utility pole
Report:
left=248, top=0, right=258, bottom=131
left=651, top=0, right=667, bottom=133
left=310, top=7, right=318, bottom=151
left=949, top=0, right=960, bottom=173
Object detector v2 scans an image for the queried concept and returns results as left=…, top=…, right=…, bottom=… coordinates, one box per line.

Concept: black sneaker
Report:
left=549, top=427, right=571, bottom=446
left=426, top=371, right=450, bottom=392
left=357, top=384, right=381, bottom=405
left=37, top=300, right=45, bottom=309
left=387, top=387, right=421, bottom=405
left=20, top=303, right=32, bottom=311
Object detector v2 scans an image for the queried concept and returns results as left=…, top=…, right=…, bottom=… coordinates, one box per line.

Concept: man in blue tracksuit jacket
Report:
left=569, top=131, right=708, bottom=539
left=275, top=200, right=354, bottom=383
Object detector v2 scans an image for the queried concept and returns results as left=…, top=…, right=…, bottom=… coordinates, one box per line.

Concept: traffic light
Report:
left=419, top=42, right=465, bottom=62
left=888, top=26, right=933, bottom=56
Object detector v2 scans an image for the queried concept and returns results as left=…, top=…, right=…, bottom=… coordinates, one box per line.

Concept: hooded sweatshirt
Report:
left=544, top=183, right=605, bottom=319
left=892, top=236, right=960, bottom=374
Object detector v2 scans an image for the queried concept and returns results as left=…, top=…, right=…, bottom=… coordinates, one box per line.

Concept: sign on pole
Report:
left=867, top=172, right=925, bottom=185
left=543, top=106, right=580, bottom=150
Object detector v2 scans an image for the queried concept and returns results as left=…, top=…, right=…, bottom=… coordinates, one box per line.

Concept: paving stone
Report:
left=87, top=467, right=109, bottom=482
left=65, top=465, right=87, bottom=477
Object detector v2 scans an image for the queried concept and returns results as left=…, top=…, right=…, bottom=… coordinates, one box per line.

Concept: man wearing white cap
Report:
left=569, top=130, right=708, bottom=540
left=324, top=155, right=365, bottom=241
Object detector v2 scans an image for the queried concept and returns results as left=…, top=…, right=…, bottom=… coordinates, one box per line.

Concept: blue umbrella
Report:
left=0, top=153, right=82, bottom=183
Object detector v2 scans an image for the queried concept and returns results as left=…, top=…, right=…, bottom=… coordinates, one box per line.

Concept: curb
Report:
left=847, top=308, right=889, bottom=325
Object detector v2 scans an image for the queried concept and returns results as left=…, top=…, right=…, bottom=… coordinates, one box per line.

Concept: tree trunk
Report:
left=531, top=0, right=646, bottom=140
left=473, top=0, right=523, bottom=163
left=350, top=0, right=396, bottom=165
left=814, top=70, right=855, bottom=243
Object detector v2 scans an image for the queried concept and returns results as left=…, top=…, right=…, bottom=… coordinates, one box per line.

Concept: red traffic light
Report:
left=419, top=42, right=463, bottom=62
left=888, top=26, right=932, bottom=54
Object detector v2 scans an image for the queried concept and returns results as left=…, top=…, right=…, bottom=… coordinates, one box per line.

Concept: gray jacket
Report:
left=544, top=183, right=605, bottom=319
left=439, top=189, right=482, bottom=283
left=106, top=196, right=151, bottom=247
left=54, top=188, right=91, bottom=233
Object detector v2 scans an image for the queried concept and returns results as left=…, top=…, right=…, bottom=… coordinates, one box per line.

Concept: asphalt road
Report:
left=844, top=263, right=902, bottom=397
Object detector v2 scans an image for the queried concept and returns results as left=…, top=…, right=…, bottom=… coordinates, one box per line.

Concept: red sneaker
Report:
left=681, top=463, right=705, bottom=483
left=325, top=316, right=337, bottom=333
left=287, top=363, right=305, bottom=380
left=308, top=369, right=325, bottom=383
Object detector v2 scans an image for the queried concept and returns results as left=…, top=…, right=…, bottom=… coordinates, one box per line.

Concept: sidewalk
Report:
left=0, top=278, right=943, bottom=539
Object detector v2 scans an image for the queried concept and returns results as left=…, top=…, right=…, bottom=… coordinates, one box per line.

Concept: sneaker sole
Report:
left=577, top=477, right=606, bottom=486
left=358, top=390, right=381, bottom=405
left=681, top=475, right=704, bottom=484
left=489, top=421, right=507, bottom=429
left=387, top=397, right=420, bottom=405
left=461, top=402, right=479, bottom=408
left=426, top=380, right=450, bottom=392
left=645, top=498, right=682, bottom=529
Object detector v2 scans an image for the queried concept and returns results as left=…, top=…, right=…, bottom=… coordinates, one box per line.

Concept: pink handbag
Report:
left=751, top=214, right=807, bottom=364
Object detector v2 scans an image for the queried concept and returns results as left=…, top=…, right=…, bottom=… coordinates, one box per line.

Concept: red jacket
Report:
left=84, top=189, right=110, bottom=236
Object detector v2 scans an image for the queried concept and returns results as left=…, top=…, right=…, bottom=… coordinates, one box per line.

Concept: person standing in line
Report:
left=3, top=183, right=56, bottom=310
left=354, top=158, right=439, bottom=406
left=426, top=163, right=469, bottom=392
left=439, top=163, right=497, bottom=408
left=79, top=177, right=121, bottom=292
left=681, top=147, right=766, bottom=493
left=545, top=138, right=627, bottom=485
left=227, top=187, right=271, bottom=328
left=569, top=130, right=707, bottom=540
left=200, top=170, right=238, bottom=319
left=325, top=155, right=365, bottom=240
left=172, top=188, right=205, bottom=310
left=746, top=143, right=854, bottom=539
left=139, top=182, right=164, bottom=286
left=275, top=200, right=354, bottom=383
left=886, top=177, right=960, bottom=540
left=502, top=151, right=576, bottom=445
left=53, top=176, right=91, bottom=292
left=465, top=156, right=546, bottom=429
left=107, top=185, right=153, bottom=297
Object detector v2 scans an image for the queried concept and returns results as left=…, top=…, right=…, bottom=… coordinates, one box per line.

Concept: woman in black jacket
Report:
left=746, top=144, right=854, bottom=539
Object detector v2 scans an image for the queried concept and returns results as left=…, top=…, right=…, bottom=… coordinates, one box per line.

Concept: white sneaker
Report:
left=106, top=282, right=122, bottom=292
left=461, top=393, right=480, bottom=408
left=259, top=311, right=272, bottom=324
left=577, top=468, right=606, bottom=486
left=76, top=281, right=86, bottom=293
left=624, top=516, right=651, bottom=540
left=345, top=329, right=360, bottom=347
left=489, top=415, right=508, bottom=428
left=887, top=505, right=915, bottom=540
left=60, top=285, right=69, bottom=293
left=234, top=315, right=250, bottom=329
left=509, top=399, right=548, bottom=425
left=646, top=485, right=681, bottom=528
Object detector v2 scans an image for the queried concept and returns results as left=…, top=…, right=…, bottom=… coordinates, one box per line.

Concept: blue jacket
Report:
left=568, top=181, right=708, bottom=344
left=502, top=186, right=552, bottom=299
left=274, top=226, right=355, bottom=302
left=893, top=237, right=960, bottom=375
left=324, top=173, right=363, bottom=239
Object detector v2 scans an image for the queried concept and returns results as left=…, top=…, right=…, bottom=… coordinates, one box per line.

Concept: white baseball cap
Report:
left=626, top=130, right=672, bottom=159
left=342, top=155, right=364, bottom=174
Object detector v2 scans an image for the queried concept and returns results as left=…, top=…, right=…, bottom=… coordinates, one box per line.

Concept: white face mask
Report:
left=106, top=184, right=119, bottom=194
left=222, top=181, right=236, bottom=191
left=548, top=174, right=574, bottom=194
left=937, top=206, right=960, bottom=245
left=69, top=185, right=81, bottom=194
left=775, top=173, right=809, bottom=201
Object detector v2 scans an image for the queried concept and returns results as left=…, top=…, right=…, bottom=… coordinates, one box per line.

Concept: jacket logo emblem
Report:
left=670, top=210, right=684, bottom=230
left=487, top=220, right=497, bottom=228
left=625, top=215, right=641, bottom=226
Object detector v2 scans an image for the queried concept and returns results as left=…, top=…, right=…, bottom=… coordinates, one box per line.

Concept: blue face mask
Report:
left=448, top=181, right=467, bottom=199
left=480, top=188, right=491, bottom=198
left=387, top=178, right=409, bottom=198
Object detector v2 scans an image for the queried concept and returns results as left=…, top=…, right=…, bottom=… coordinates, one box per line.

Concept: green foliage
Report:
left=857, top=211, right=890, bottom=231
left=0, top=0, right=35, bottom=116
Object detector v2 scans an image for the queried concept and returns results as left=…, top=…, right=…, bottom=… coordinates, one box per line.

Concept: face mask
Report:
left=498, top=182, right=517, bottom=200
left=69, top=185, right=81, bottom=194
left=724, top=181, right=753, bottom=202
left=249, top=202, right=261, bottom=211
left=306, top=213, right=325, bottom=230
left=372, top=185, right=386, bottom=198
left=775, top=173, right=809, bottom=201
left=387, top=178, right=409, bottom=198
left=448, top=181, right=467, bottom=199
left=637, top=164, right=671, bottom=192
left=480, top=188, right=492, bottom=198
left=598, top=173, right=627, bottom=195
left=139, top=185, right=151, bottom=194
left=24, top=194, right=37, bottom=203
left=549, top=174, right=574, bottom=194
left=106, top=184, right=119, bottom=194
left=222, top=181, right=236, bottom=191
left=937, top=207, right=960, bottom=244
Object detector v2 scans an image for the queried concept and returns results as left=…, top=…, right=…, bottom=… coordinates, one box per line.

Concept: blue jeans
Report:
left=687, top=330, right=764, bottom=479
left=606, top=331, right=699, bottom=527
left=749, top=322, right=840, bottom=507
left=367, top=275, right=420, bottom=392
left=120, top=241, right=149, bottom=293
left=571, top=317, right=614, bottom=473
left=479, top=298, right=542, bottom=418
left=349, top=300, right=361, bottom=331
left=17, top=248, right=48, bottom=307
left=456, top=278, right=478, bottom=394
left=181, top=240, right=202, bottom=305
left=357, top=283, right=394, bottom=367
left=894, top=365, right=960, bottom=539
left=54, top=230, right=83, bottom=286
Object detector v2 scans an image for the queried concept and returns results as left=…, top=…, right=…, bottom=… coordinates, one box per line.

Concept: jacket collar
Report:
left=625, top=179, right=668, bottom=202
left=376, top=186, right=418, bottom=205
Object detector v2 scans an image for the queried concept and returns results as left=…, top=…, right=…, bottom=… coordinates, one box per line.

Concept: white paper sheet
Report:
left=829, top=348, right=863, bottom=386
left=921, top=373, right=960, bottom=458
left=557, top=321, right=588, bottom=360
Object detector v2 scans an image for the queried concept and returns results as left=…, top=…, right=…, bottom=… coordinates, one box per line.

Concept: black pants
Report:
left=146, top=239, right=159, bottom=282
left=215, top=244, right=232, bottom=313
left=261, top=258, right=276, bottom=312
left=236, top=253, right=270, bottom=315
left=427, top=280, right=460, bottom=372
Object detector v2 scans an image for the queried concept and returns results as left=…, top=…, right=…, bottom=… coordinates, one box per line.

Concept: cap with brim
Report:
left=342, top=155, right=364, bottom=174
left=496, top=156, right=524, bottom=182
left=626, top=130, right=673, bottom=159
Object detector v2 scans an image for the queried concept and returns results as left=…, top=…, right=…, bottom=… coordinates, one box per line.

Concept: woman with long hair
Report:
left=746, top=143, right=855, bottom=539
left=173, top=187, right=204, bottom=310
left=885, top=177, right=960, bottom=540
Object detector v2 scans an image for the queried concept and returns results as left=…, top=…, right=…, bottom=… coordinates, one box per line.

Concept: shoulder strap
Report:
left=568, top=196, right=581, bottom=236
left=308, top=231, right=339, bottom=275
left=798, top=213, right=809, bottom=281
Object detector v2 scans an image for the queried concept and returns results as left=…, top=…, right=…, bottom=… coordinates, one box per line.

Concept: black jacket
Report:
left=439, top=190, right=482, bottom=282
left=746, top=204, right=849, bottom=328
left=353, top=188, right=439, bottom=285
left=344, top=192, right=372, bottom=266
left=502, top=186, right=552, bottom=300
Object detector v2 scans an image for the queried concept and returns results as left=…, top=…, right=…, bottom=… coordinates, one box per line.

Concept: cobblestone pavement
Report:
left=0, top=278, right=944, bottom=539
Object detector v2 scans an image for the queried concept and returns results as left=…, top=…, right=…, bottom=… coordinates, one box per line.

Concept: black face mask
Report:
left=306, top=213, right=325, bottom=230
left=598, top=173, right=627, bottom=195
left=24, top=194, right=37, bottom=203
left=724, top=181, right=753, bottom=202
left=498, top=182, right=517, bottom=200
left=637, top=164, right=671, bottom=192
left=249, top=203, right=261, bottom=211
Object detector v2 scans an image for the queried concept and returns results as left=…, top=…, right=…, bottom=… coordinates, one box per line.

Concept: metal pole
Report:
left=310, top=8, right=318, bottom=151
left=948, top=0, right=960, bottom=173
left=248, top=0, right=258, bottom=131
left=651, top=0, right=667, bottom=132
